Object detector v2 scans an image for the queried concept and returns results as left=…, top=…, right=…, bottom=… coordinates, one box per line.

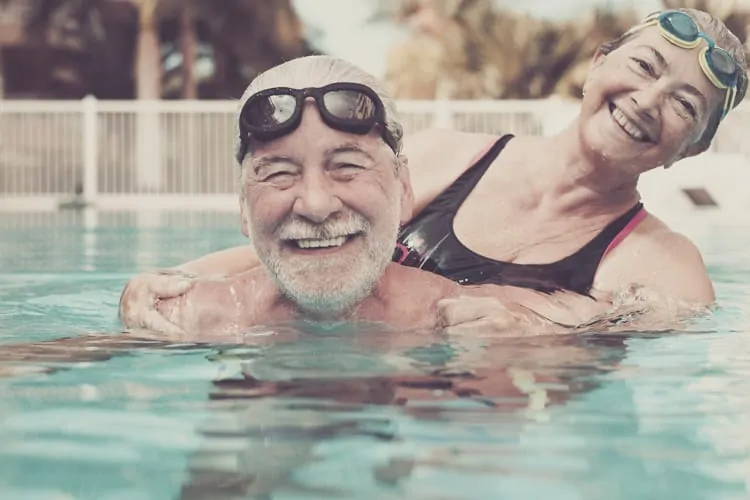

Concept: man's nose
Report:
left=292, top=171, right=343, bottom=223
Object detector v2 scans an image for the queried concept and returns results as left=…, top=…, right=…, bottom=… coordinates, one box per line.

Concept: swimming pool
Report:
left=1, top=209, right=750, bottom=500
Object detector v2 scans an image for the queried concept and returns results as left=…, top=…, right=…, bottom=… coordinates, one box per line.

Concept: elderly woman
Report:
left=120, top=8, right=747, bottom=333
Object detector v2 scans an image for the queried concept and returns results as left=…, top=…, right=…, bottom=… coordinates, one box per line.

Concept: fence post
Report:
left=433, top=99, right=453, bottom=129
left=82, top=95, right=98, bottom=204
left=135, top=100, right=163, bottom=191
left=539, top=97, right=578, bottom=136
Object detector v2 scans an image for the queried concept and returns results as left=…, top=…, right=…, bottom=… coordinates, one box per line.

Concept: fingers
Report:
left=145, top=272, right=195, bottom=298
left=121, top=306, right=186, bottom=337
left=437, top=295, right=554, bottom=337
left=138, top=310, right=187, bottom=337
left=441, top=318, right=495, bottom=336
left=442, top=318, right=525, bottom=337
left=118, top=270, right=195, bottom=334
left=437, top=296, right=511, bottom=328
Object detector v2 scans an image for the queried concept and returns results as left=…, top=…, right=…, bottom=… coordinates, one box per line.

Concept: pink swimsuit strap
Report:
left=602, top=207, right=648, bottom=259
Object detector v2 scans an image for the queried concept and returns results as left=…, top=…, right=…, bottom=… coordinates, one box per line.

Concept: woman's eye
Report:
left=632, top=57, right=654, bottom=76
left=678, top=98, right=697, bottom=118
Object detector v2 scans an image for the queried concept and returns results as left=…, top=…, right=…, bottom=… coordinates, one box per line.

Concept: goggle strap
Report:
left=722, top=86, right=736, bottom=119
left=633, top=18, right=657, bottom=32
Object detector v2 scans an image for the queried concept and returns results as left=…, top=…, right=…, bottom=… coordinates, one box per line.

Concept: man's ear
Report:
left=396, top=155, right=414, bottom=224
left=239, top=200, right=250, bottom=238
left=240, top=208, right=250, bottom=237
left=239, top=170, right=250, bottom=238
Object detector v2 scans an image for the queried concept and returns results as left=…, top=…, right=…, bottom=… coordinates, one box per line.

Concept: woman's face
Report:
left=578, top=24, right=727, bottom=174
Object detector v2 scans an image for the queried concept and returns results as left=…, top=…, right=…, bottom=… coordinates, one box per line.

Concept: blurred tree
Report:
left=381, top=0, right=750, bottom=100
left=0, top=0, right=313, bottom=99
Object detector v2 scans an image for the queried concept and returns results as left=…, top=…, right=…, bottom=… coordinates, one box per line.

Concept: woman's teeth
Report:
left=610, top=104, right=649, bottom=142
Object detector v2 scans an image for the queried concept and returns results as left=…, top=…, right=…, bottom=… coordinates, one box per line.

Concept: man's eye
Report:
left=265, top=172, right=294, bottom=180
left=336, top=164, right=365, bottom=173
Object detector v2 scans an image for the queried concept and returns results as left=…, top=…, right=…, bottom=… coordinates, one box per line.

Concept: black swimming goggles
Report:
left=635, top=10, right=740, bottom=119
left=236, top=82, right=399, bottom=163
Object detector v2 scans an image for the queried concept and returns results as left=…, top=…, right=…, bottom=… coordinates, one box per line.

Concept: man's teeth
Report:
left=611, top=106, right=648, bottom=142
left=295, top=236, right=348, bottom=249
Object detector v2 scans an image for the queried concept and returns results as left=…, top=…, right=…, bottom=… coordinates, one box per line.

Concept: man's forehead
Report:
left=251, top=140, right=377, bottom=168
left=256, top=137, right=376, bottom=159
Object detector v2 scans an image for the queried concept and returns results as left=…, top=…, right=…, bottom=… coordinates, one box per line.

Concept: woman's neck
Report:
left=510, top=121, right=642, bottom=218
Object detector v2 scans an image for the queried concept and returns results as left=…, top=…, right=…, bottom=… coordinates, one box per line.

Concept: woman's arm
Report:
left=117, top=246, right=261, bottom=333
left=174, top=245, right=261, bottom=276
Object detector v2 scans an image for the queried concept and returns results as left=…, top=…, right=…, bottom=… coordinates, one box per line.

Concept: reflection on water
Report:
left=177, top=328, right=621, bottom=499
left=0, top=320, right=685, bottom=499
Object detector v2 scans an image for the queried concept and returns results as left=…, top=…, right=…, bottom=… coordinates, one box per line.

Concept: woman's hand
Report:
left=118, top=269, right=196, bottom=335
left=435, top=295, right=561, bottom=336
left=435, top=288, right=612, bottom=336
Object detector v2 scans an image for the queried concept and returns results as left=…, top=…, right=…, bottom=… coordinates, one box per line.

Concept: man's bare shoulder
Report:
left=386, top=264, right=458, bottom=294
left=382, top=264, right=458, bottom=310
left=355, top=264, right=454, bottom=330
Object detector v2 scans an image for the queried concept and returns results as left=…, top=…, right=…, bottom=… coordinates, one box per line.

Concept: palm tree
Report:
left=3, top=0, right=313, bottom=99
left=381, top=0, right=639, bottom=100
left=135, top=0, right=160, bottom=100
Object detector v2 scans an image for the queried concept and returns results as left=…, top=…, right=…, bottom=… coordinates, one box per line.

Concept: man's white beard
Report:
left=254, top=210, right=400, bottom=319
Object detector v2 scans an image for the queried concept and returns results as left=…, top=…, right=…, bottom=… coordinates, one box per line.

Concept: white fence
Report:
left=0, top=97, right=749, bottom=213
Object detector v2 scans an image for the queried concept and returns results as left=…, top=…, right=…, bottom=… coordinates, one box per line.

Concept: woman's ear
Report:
left=582, top=48, right=608, bottom=96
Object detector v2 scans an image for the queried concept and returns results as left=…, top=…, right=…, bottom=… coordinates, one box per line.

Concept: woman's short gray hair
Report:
left=234, top=55, right=404, bottom=166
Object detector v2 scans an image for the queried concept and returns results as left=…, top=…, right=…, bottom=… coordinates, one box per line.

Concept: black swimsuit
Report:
left=393, top=135, right=646, bottom=295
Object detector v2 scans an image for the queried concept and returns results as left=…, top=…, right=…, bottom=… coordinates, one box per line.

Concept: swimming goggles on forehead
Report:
left=637, top=10, right=739, bottom=119
left=236, top=82, right=399, bottom=163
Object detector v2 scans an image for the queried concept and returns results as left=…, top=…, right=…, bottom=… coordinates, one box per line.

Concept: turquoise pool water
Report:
left=1, top=210, right=750, bottom=500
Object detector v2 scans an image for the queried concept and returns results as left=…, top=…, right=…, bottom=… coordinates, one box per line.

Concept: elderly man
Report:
left=120, top=55, right=607, bottom=338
